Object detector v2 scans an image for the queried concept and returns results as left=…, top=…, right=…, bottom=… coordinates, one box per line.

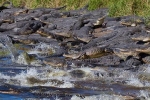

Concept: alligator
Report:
left=0, top=82, right=148, bottom=99
left=52, top=30, right=72, bottom=38
left=0, top=83, right=101, bottom=98
left=8, top=33, right=58, bottom=44
left=36, top=17, right=78, bottom=39
left=142, top=56, right=150, bottom=64
left=33, top=13, right=64, bottom=24
left=120, top=15, right=144, bottom=27
left=43, top=52, right=142, bottom=69
left=74, top=31, right=117, bottom=51
left=70, top=54, right=123, bottom=67
left=60, top=4, right=89, bottom=18
left=131, top=30, right=150, bottom=42
left=14, top=13, right=40, bottom=22
left=43, top=57, right=66, bottom=67
left=0, top=12, right=14, bottom=24
left=28, top=43, right=66, bottom=58
left=28, top=5, right=66, bottom=15
left=35, top=13, right=77, bottom=30
left=112, top=48, right=139, bottom=60
left=119, top=57, right=142, bottom=69
left=37, top=28, right=54, bottom=38
left=105, top=20, right=123, bottom=29
left=8, top=34, right=66, bottom=58
left=93, top=15, right=106, bottom=27
left=54, top=17, right=77, bottom=30
left=72, top=17, right=85, bottom=30
left=95, top=27, right=143, bottom=47
left=63, top=45, right=112, bottom=59
left=135, top=44, right=150, bottom=55
left=2, top=8, right=28, bottom=15
left=0, top=23, right=17, bottom=31
left=73, top=80, right=149, bottom=99
left=37, top=28, right=71, bottom=41
left=14, top=20, right=45, bottom=35
left=72, top=24, right=94, bottom=43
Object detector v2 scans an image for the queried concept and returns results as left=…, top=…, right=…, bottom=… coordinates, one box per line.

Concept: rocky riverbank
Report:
left=0, top=1, right=150, bottom=100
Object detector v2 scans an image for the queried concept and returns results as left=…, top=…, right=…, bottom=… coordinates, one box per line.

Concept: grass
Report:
left=0, top=0, right=150, bottom=17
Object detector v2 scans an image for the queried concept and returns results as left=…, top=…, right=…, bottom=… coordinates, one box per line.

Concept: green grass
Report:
left=1, top=0, right=150, bottom=17
left=108, top=0, right=131, bottom=17
left=88, top=0, right=108, bottom=10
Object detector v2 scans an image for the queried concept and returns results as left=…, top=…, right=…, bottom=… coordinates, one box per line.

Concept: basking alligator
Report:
left=72, top=24, right=94, bottom=43
left=37, top=28, right=71, bottom=39
left=14, top=20, right=45, bottom=35
left=135, top=46, right=150, bottom=55
left=64, top=45, right=112, bottom=59
left=120, top=15, right=144, bottom=27
left=70, top=54, right=123, bottom=67
left=112, top=48, right=139, bottom=60
left=131, top=30, right=150, bottom=42
left=74, top=31, right=117, bottom=50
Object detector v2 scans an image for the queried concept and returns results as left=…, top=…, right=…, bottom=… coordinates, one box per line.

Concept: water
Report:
left=0, top=94, right=23, bottom=100
left=0, top=60, right=150, bottom=100
left=0, top=40, right=150, bottom=100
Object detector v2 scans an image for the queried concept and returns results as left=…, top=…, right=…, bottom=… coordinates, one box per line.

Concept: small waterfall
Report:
left=0, top=35, right=19, bottom=62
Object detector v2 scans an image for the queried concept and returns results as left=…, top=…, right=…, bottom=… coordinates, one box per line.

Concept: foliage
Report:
left=0, top=0, right=150, bottom=17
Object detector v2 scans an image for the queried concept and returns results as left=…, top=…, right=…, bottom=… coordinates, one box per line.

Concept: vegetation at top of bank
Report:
left=0, top=0, right=150, bottom=17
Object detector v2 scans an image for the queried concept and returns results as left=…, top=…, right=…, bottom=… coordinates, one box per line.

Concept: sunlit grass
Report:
left=88, top=0, right=108, bottom=10
left=0, top=0, right=150, bottom=17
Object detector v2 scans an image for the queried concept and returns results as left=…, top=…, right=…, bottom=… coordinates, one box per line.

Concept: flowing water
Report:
left=0, top=40, right=150, bottom=100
